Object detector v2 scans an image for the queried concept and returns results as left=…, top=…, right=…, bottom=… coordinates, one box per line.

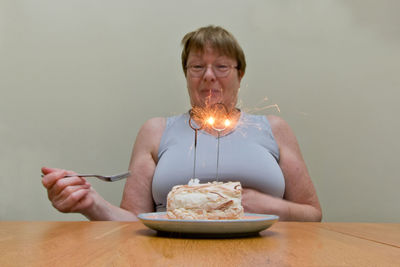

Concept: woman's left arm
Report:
left=242, top=115, right=322, bottom=221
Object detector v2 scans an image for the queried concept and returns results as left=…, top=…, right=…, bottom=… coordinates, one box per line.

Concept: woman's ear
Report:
left=238, top=70, right=244, bottom=82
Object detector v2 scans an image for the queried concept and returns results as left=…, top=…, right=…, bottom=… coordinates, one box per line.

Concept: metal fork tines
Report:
left=63, top=172, right=131, bottom=182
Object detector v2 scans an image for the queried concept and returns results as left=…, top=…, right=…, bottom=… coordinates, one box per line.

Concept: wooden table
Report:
left=1, top=221, right=399, bottom=266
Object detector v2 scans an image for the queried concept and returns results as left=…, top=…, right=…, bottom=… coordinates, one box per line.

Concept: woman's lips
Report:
left=197, top=89, right=223, bottom=105
left=200, top=89, right=222, bottom=95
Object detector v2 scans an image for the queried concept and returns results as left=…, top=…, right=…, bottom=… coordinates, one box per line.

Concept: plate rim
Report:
left=138, top=211, right=279, bottom=236
left=138, top=211, right=279, bottom=223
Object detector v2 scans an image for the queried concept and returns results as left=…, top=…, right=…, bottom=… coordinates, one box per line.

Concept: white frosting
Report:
left=187, top=178, right=200, bottom=186
left=166, top=181, right=244, bottom=220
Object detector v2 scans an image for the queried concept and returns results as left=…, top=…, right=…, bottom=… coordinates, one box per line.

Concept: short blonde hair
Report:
left=181, top=25, right=246, bottom=77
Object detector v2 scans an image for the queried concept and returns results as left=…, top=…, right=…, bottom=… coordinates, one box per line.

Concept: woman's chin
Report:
left=193, top=98, right=235, bottom=109
left=202, top=96, right=224, bottom=107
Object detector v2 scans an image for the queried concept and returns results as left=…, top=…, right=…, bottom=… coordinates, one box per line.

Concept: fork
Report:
left=41, top=172, right=130, bottom=182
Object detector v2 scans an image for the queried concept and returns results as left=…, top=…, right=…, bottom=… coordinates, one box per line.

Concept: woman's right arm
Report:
left=41, top=117, right=165, bottom=221
left=120, top=117, right=165, bottom=215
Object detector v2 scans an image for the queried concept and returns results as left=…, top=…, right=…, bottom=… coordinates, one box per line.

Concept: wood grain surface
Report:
left=1, top=221, right=399, bottom=267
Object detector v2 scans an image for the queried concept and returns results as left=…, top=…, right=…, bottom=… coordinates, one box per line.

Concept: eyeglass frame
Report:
left=185, top=63, right=239, bottom=78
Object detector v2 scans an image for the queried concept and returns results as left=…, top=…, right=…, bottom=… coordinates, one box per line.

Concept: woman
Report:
left=42, top=25, right=322, bottom=221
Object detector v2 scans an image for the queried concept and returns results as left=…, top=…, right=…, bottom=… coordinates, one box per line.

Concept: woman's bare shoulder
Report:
left=140, top=117, right=166, bottom=134
left=134, top=117, right=166, bottom=153
left=266, top=115, right=298, bottom=147
left=266, top=115, right=290, bottom=134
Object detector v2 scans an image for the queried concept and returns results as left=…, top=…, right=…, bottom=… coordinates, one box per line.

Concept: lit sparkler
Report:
left=188, top=94, right=280, bottom=180
left=189, top=103, right=232, bottom=181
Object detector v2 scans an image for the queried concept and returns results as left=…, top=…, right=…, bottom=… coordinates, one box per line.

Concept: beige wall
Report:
left=1, top=0, right=399, bottom=222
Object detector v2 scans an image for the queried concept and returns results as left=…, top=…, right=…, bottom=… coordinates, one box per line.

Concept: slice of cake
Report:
left=166, top=179, right=244, bottom=220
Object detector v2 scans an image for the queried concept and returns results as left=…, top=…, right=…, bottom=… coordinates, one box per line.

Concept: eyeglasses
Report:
left=186, top=64, right=238, bottom=78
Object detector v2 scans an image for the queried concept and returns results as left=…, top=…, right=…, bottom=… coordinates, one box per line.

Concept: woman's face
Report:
left=186, top=46, right=243, bottom=111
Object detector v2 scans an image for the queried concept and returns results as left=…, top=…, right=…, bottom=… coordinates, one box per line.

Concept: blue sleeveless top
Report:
left=152, top=112, right=285, bottom=211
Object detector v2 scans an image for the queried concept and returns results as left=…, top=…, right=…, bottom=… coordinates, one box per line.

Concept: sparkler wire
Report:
left=208, top=103, right=229, bottom=182
left=216, top=131, right=221, bottom=181
left=188, top=114, right=203, bottom=179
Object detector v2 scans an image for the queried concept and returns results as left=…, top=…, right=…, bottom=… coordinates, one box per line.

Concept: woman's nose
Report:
left=203, top=65, right=216, bottom=81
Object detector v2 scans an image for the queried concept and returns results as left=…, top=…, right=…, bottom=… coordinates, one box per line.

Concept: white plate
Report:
left=138, top=212, right=279, bottom=237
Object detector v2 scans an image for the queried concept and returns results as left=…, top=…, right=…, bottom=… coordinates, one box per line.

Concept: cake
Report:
left=166, top=179, right=244, bottom=220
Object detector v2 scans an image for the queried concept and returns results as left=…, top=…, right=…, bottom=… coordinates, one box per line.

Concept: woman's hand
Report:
left=241, top=188, right=285, bottom=215
left=41, top=167, right=94, bottom=213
